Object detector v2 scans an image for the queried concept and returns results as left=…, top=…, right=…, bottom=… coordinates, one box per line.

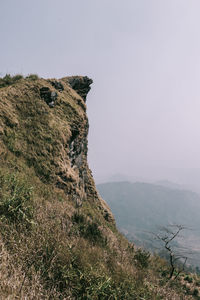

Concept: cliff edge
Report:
left=0, top=75, right=114, bottom=222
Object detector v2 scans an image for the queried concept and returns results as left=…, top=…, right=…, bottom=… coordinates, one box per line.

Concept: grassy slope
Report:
left=0, top=76, right=199, bottom=299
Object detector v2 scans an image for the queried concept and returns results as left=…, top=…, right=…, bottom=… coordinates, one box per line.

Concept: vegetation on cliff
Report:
left=0, top=75, right=199, bottom=299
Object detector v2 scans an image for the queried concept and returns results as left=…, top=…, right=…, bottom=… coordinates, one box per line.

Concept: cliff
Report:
left=0, top=75, right=113, bottom=220
left=0, top=75, right=198, bottom=299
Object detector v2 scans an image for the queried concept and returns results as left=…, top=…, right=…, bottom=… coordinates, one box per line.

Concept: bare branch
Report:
left=151, top=224, right=190, bottom=279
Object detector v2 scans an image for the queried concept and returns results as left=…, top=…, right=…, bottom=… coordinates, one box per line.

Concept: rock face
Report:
left=66, top=76, right=93, bottom=101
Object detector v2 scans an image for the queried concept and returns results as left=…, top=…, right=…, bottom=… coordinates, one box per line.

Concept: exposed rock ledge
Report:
left=65, top=76, right=93, bottom=102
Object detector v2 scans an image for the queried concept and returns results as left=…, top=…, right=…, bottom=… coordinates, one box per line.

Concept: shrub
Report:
left=0, top=73, right=39, bottom=88
left=12, top=74, right=24, bottom=81
left=184, top=275, right=193, bottom=283
left=0, top=74, right=24, bottom=88
left=72, top=212, right=85, bottom=224
left=134, top=248, right=150, bottom=269
left=26, top=74, right=39, bottom=81
left=84, top=222, right=105, bottom=245
left=72, top=212, right=106, bottom=246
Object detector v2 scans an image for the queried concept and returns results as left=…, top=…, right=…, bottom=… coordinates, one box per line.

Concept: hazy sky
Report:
left=1, top=0, right=200, bottom=185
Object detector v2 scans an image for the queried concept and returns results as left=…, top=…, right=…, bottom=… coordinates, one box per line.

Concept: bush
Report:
left=26, top=74, right=39, bottom=81
left=134, top=248, right=150, bottom=269
left=0, top=73, right=39, bottom=88
left=184, top=275, right=193, bottom=283
left=72, top=212, right=106, bottom=246
left=0, top=74, right=24, bottom=88
left=72, top=212, right=85, bottom=224
left=84, top=222, right=105, bottom=245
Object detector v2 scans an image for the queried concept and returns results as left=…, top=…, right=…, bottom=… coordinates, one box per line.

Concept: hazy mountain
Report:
left=154, top=180, right=189, bottom=191
left=97, top=181, right=200, bottom=266
left=94, top=169, right=200, bottom=195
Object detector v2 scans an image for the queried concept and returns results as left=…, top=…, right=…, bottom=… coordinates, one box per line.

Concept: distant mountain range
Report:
left=97, top=181, right=200, bottom=266
left=95, top=170, right=200, bottom=194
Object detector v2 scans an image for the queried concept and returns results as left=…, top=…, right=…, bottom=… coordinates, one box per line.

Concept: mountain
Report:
left=154, top=180, right=188, bottom=190
left=97, top=181, right=200, bottom=265
left=0, top=74, right=199, bottom=299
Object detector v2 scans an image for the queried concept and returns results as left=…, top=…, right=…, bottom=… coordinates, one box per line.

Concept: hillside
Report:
left=97, top=181, right=200, bottom=267
left=0, top=74, right=199, bottom=299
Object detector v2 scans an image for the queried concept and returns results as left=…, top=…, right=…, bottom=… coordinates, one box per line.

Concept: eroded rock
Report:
left=40, top=87, right=57, bottom=107
left=67, top=76, right=93, bottom=101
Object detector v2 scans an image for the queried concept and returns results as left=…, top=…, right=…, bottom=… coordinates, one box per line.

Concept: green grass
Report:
left=72, top=212, right=107, bottom=246
left=0, top=172, right=34, bottom=225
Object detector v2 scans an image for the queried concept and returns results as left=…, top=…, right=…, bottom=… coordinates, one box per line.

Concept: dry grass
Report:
left=0, top=237, right=65, bottom=300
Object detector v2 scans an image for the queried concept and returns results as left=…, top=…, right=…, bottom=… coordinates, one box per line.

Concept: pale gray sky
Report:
left=1, top=0, right=200, bottom=186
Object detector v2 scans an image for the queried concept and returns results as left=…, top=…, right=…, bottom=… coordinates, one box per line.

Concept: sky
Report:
left=1, top=0, right=200, bottom=186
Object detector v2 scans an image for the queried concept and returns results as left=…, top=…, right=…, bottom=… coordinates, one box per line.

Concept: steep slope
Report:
left=0, top=75, right=199, bottom=299
left=0, top=75, right=113, bottom=219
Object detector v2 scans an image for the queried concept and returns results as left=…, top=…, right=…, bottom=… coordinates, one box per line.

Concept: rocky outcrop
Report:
left=0, top=75, right=114, bottom=223
left=66, top=76, right=93, bottom=101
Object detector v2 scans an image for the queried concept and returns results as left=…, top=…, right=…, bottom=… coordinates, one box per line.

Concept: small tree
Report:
left=152, top=225, right=191, bottom=279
